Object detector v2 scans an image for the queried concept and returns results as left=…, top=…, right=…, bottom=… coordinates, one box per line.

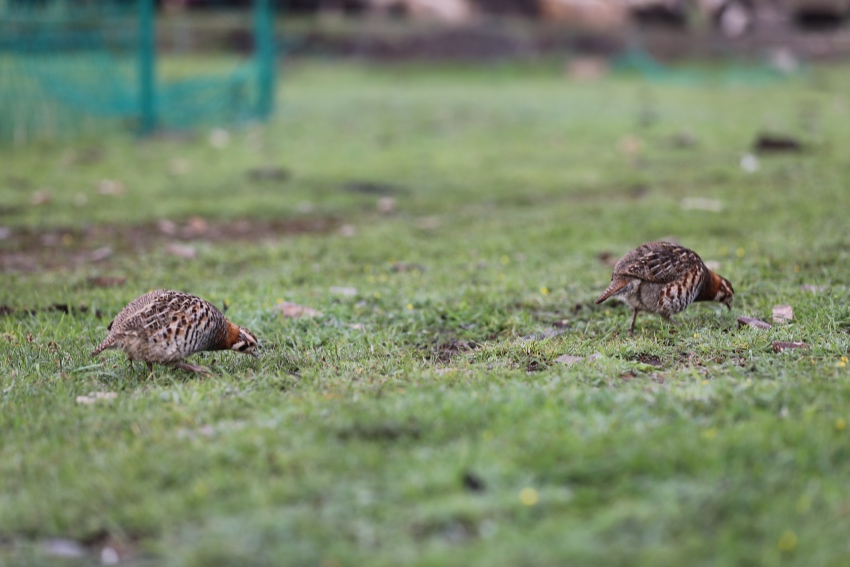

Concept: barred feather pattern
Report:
left=595, top=241, right=734, bottom=332
left=91, top=290, right=229, bottom=364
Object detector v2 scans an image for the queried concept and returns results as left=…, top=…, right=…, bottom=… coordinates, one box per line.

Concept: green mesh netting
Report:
left=613, top=46, right=798, bottom=87
left=0, top=0, right=276, bottom=144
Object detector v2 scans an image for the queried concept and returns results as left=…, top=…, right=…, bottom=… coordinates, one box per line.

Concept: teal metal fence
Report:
left=0, top=0, right=278, bottom=144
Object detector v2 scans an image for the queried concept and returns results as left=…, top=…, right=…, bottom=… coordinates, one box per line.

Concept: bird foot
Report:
left=171, top=362, right=211, bottom=374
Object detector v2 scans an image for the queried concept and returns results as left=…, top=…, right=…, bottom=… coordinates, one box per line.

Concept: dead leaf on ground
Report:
left=704, top=260, right=722, bottom=271
left=339, top=224, right=357, bottom=237
left=274, top=301, right=321, bottom=319
left=0, top=227, right=10, bottom=240
left=738, top=316, right=772, bottom=330
left=801, top=284, right=828, bottom=293
left=87, top=276, right=126, bottom=288
left=164, top=243, right=197, bottom=259
left=772, top=304, right=794, bottom=323
left=754, top=133, right=803, bottom=153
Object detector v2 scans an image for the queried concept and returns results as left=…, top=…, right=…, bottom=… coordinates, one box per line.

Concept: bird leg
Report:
left=146, top=361, right=153, bottom=375
left=662, top=315, right=678, bottom=328
left=170, top=361, right=211, bottom=374
left=629, top=309, right=639, bottom=336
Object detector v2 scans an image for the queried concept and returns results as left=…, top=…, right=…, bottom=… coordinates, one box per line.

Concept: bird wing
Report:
left=614, top=242, right=703, bottom=284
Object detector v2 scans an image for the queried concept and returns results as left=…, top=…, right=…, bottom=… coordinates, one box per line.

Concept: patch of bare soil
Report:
left=632, top=353, right=663, bottom=367
left=0, top=216, right=339, bottom=273
left=427, top=339, right=479, bottom=363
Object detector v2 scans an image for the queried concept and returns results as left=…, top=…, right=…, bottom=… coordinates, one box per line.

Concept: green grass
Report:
left=2, top=58, right=850, bottom=566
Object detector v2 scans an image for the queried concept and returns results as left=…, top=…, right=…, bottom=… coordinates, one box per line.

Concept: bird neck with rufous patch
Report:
left=214, top=321, right=242, bottom=351
left=696, top=271, right=724, bottom=303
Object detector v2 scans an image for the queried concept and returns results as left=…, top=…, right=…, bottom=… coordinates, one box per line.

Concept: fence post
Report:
left=254, top=0, right=275, bottom=120
left=139, top=0, right=157, bottom=135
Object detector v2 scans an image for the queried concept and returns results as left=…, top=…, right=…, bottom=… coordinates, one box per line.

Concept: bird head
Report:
left=713, top=276, right=735, bottom=310
left=229, top=326, right=260, bottom=357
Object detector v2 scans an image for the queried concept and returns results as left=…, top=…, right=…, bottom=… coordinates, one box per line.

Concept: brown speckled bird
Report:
left=595, top=241, right=734, bottom=334
left=91, top=290, right=259, bottom=373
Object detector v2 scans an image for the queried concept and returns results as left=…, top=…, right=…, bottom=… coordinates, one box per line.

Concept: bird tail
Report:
left=595, top=279, right=629, bottom=304
left=91, top=336, right=117, bottom=356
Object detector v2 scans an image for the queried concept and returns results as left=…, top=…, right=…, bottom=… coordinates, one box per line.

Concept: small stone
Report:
left=772, top=305, right=793, bottom=323
left=339, top=224, right=356, bottom=237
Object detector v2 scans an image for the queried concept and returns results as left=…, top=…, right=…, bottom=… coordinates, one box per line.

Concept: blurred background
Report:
left=2, top=0, right=847, bottom=144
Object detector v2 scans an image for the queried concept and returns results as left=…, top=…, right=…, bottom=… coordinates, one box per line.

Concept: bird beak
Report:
left=725, top=302, right=732, bottom=311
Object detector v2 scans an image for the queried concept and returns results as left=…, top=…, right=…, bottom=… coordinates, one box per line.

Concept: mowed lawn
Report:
left=2, top=58, right=850, bottom=566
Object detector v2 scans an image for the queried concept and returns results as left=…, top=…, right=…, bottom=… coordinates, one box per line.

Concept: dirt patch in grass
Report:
left=632, top=353, right=664, bottom=367
left=0, top=215, right=340, bottom=273
left=426, top=339, right=480, bottom=364
left=336, top=420, right=422, bottom=443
